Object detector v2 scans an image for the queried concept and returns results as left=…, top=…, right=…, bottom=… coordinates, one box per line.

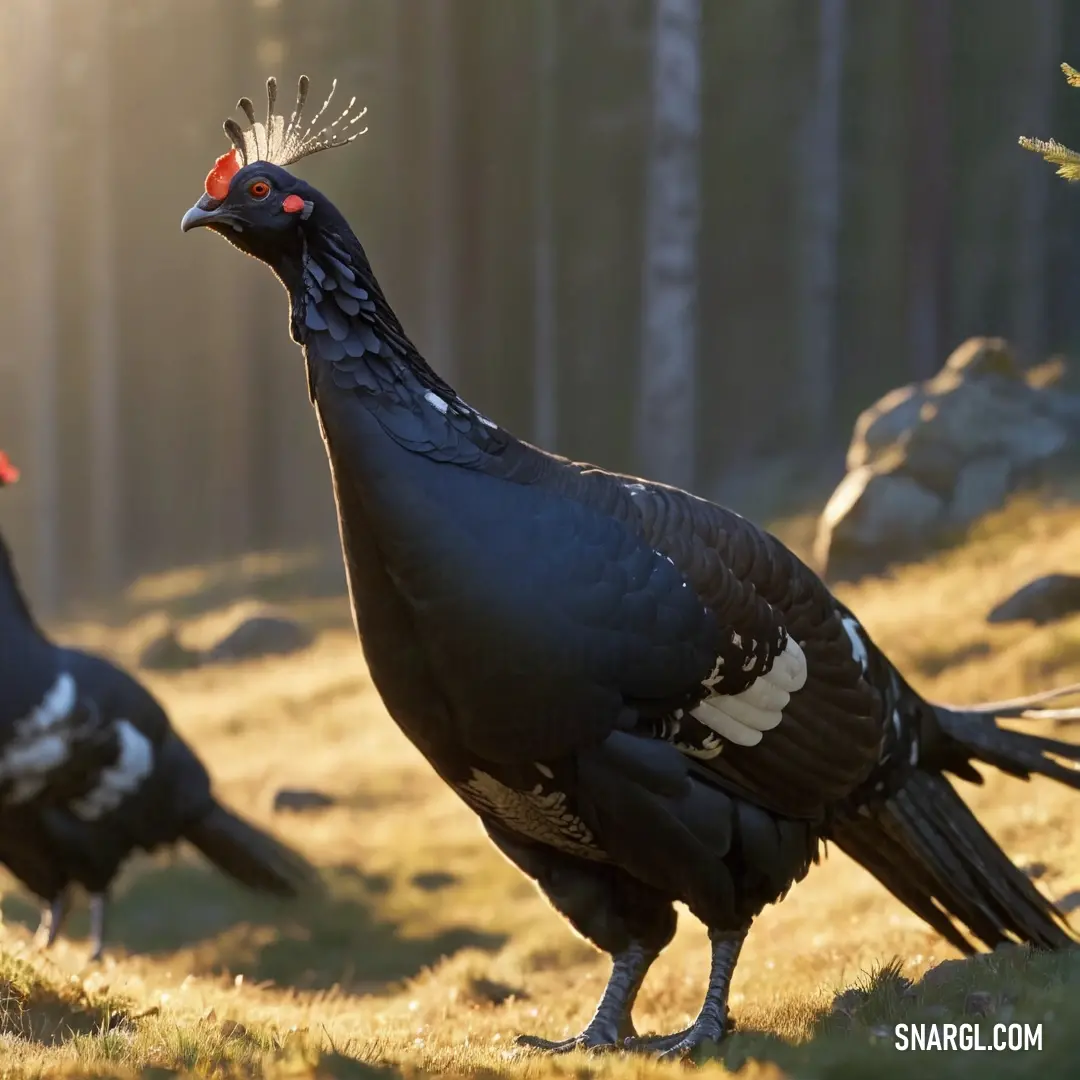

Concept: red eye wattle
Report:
left=249, top=180, right=271, bottom=199
left=0, top=451, right=19, bottom=485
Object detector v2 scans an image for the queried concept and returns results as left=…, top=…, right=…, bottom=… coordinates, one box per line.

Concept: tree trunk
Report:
left=906, top=0, right=951, bottom=380
left=532, top=0, right=559, bottom=449
left=208, top=0, right=255, bottom=559
left=637, top=0, right=702, bottom=489
left=794, top=0, right=846, bottom=445
left=7, top=0, right=61, bottom=613
left=1012, top=0, right=1060, bottom=366
left=423, top=0, right=459, bottom=384
left=84, top=0, right=121, bottom=597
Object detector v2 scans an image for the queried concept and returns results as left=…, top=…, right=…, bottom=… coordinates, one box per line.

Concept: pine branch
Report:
left=1017, top=63, right=1080, bottom=181
left=1017, top=137, right=1080, bottom=182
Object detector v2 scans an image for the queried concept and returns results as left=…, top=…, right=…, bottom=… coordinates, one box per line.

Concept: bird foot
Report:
left=516, top=1019, right=631, bottom=1055
left=623, top=1014, right=728, bottom=1061
left=87, top=893, right=107, bottom=961
left=33, top=893, right=70, bottom=950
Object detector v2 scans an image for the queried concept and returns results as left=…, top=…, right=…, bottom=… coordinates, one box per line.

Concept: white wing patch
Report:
left=842, top=615, right=869, bottom=673
left=691, top=635, right=807, bottom=747
left=70, top=720, right=154, bottom=821
left=0, top=673, right=77, bottom=803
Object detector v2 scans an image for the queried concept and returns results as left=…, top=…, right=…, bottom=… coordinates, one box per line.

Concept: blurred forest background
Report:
left=0, top=0, right=1078, bottom=615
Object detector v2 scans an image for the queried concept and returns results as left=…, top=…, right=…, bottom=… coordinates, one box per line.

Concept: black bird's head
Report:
left=181, top=159, right=318, bottom=265
left=180, top=74, right=366, bottom=273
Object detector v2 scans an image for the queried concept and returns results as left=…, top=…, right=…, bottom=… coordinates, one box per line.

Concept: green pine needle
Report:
left=1017, top=63, right=1080, bottom=181
left=1015, top=62, right=1080, bottom=181
left=1018, top=136, right=1080, bottom=181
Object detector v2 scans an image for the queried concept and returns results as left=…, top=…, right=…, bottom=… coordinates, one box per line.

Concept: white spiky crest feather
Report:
left=223, top=75, right=368, bottom=169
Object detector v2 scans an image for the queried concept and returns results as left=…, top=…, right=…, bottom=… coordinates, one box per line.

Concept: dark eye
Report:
left=248, top=179, right=271, bottom=199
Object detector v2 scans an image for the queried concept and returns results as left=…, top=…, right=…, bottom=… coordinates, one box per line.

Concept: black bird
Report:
left=182, top=77, right=1080, bottom=1058
left=0, top=452, right=315, bottom=958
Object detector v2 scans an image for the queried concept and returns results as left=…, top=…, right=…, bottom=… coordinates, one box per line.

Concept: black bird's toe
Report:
left=623, top=1018, right=727, bottom=1060
left=34, top=891, right=70, bottom=950
left=515, top=1024, right=624, bottom=1055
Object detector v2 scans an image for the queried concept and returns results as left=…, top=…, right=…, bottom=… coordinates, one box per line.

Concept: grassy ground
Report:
left=3, top=495, right=1080, bottom=1078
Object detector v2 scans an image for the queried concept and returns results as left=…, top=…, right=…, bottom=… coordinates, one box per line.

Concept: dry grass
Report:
left=3, top=495, right=1080, bottom=1077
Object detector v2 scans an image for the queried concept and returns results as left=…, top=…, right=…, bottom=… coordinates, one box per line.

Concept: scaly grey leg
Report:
left=516, top=942, right=656, bottom=1053
left=624, top=927, right=745, bottom=1060
left=88, top=892, right=108, bottom=960
left=34, top=889, right=71, bottom=949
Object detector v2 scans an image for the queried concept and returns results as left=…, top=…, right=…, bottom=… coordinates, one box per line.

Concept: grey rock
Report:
left=814, top=459, right=944, bottom=578
left=272, top=788, right=337, bottom=813
left=411, top=870, right=459, bottom=892
left=816, top=336, right=1080, bottom=578
left=205, top=614, right=315, bottom=664
left=942, top=336, right=1021, bottom=379
left=137, top=627, right=203, bottom=672
left=964, top=991, right=994, bottom=1017
left=987, top=574, right=1080, bottom=626
left=948, top=456, right=1013, bottom=526
left=847, top=383, right=927, bottom=472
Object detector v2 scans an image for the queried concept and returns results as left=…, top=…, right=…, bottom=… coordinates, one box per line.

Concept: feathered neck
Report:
left=0, top=531, right=46, bottom=639
left=278, top=203, right=510, bottom=462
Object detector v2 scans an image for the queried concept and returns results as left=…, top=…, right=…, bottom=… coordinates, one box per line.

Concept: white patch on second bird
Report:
left=691, top=635, right=808, bottom=747
left=842, top=615, right=869, bottom=673
left=0, top=673, right=78, bottom=803
left=424, top=391, right=450, bottom=414
left=70, top=720, right=154, bottom=821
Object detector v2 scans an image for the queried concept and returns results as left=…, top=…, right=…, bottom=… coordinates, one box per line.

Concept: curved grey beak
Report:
left=181, top=194, right=230, bottom=233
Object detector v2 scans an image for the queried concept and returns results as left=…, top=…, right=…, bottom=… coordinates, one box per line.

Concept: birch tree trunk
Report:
left=210, top=0, right=255, bottom=559
left=84, top=0, right=121, bottom=596
left=532, top=0, right=559, bottom=449
left=6, top=0, right=61, bottom=613
left=637, top=0, right=702, bottom=489
left=794, top=0, right=846, bottom=445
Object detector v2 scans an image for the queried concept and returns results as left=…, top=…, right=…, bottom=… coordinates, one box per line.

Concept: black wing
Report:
left=627, top=480, right=886, bottom=818
left=0, top=649, right=168, bottom=821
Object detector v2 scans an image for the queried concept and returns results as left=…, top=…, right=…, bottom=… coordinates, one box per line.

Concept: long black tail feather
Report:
left=935, top=698, right=1080, bottom=789
left=830, top=685, right=1080, bottom=953
left=831, top=771, right=1073, bottom=953
left=184, top=802, right=318, bottom=897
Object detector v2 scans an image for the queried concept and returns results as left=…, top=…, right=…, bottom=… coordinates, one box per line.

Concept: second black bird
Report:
left=0, top=452, right=315, bottom=957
